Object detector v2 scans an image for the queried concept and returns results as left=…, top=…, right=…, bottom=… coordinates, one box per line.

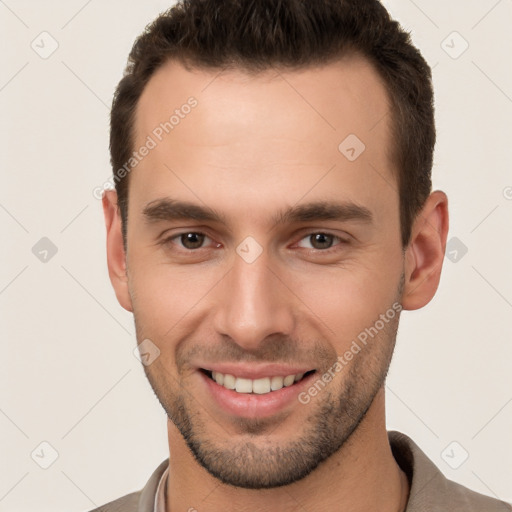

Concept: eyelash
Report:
left=160, top=231, right=349, bottom=254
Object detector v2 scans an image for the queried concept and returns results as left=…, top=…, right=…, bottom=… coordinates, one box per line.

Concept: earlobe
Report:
left=401, top=190, right=449, bottom=311
left=102, top=190, right=133, bottom=312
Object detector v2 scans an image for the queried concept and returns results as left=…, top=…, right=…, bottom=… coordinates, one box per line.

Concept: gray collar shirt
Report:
left=89, top=430, right=511, bottom=511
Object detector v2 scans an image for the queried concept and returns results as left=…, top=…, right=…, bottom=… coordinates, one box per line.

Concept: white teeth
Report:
left=222, top=373, right=236, bottom=390
left=283, top=375, right=295, bottom=386
left=212, top=371, right=224, bottom=386
left=235, top=378, right=253, bottom=393
left=208, top=370, right=310, bottom=395
left=270, top=376, right=284, bottom=390
left=252, top=377, right=271, bottom=394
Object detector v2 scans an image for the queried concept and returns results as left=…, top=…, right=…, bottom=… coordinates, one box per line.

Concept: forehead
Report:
left=131, top=54, right=396, bottom=220
left=135, top=54, right=391, bottom=144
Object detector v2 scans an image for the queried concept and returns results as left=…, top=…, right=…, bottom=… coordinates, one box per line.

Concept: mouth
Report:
left=199, top=368, right=317, bottom=395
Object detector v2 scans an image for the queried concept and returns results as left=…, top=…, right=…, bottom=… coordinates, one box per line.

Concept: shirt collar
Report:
left=153, top=464, right=169, bottom=512
left=148, top=431, right=510, bottom=511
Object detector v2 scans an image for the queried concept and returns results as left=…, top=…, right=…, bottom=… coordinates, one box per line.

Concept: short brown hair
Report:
left=110, top=0, right=435, bottom=248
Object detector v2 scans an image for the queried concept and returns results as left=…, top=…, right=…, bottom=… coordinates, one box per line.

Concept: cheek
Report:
left=128, top=256, right=219, bottom=334
left=284, top=260, right=401, bottom=344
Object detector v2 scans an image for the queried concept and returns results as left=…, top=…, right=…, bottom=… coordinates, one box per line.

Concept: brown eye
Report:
left=297, top=232, right=339, bottom=250
left=179, top=232, right=206, bottom=249
left=309, top=233, right=334, bottom=249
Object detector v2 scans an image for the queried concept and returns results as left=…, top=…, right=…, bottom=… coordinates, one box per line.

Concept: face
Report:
left=120, top=55, right=407, bottom=488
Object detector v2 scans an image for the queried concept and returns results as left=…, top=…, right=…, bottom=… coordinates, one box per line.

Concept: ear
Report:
left=102, top=190, right=133, bottom=312
left=401, top=190, right=449, bottom=310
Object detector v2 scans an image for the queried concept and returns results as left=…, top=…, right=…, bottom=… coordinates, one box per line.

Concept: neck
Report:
left=165, top=387, right=409, bottom=512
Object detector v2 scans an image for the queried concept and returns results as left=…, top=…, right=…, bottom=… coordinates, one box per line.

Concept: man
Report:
left=95, top=0, right=511, bottom=510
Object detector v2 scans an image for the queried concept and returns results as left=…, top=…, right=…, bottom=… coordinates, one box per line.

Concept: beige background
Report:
left=1, top=0, right=511, bottom=510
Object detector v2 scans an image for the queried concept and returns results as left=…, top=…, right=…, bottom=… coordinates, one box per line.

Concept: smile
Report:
left=201, top=369, right=316, bottom=395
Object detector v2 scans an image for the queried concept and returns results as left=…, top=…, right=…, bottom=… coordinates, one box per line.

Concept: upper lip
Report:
left=198, top=363, right=315, bottom=380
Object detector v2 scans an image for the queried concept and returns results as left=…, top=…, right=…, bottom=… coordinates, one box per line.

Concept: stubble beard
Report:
left=136, top=275, right=404, bottom=489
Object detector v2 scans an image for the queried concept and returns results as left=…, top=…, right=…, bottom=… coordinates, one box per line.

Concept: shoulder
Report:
left=388, top=430, right=511, bottom=511
left=85, top=458, right=169, bottom=512
left=439, top=478, right=512, bottom=511
left=88, top=491, right=141, bottom=512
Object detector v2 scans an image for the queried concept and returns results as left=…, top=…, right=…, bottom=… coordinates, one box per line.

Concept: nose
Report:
left=212, top=250, right=295, bottom=352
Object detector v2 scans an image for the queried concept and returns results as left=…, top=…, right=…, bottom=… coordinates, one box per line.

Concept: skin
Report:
left=103, top=53, right=449, bottom=512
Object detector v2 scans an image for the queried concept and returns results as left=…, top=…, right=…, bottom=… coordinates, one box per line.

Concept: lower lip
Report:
left=199, top=370, right=316, bottom=419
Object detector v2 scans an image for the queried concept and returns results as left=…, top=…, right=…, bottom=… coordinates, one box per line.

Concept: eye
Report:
left=165, top=232, right=215, bottom=250
left=296, top=232, right=346, bottom=251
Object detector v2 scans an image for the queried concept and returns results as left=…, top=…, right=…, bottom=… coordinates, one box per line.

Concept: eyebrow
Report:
left=142, top=197, right=373, bottom=227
